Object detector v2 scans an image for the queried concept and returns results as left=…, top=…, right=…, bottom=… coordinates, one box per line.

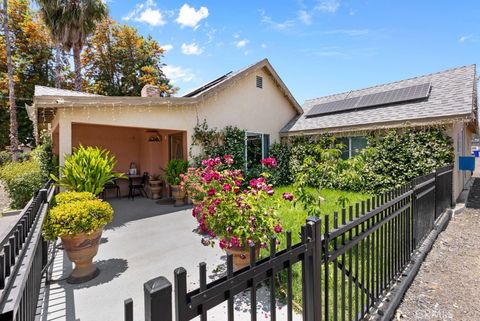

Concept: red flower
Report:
left=207, top=188, right=216, bottom=196
left=261, top=157, right=277, bottom=168
left=223, top=183, right=232, bottom=191
left=274, top=225, right=282, bottom=233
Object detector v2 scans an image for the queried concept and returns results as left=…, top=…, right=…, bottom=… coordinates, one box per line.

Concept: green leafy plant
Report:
left=30, top=131, right=57, bottom=180
left=51, top=145, right=124, bottom=195
left=0, top=160, right=44, bottom=209
left=0, top=150, right=12, bottom=166
left=51, top=191, right=96, bottom=207
left=165, top=159, right=189, bottom=186
left=268, top=142, right=292, bottom=186
left=43, top=193, right=113, bottom=240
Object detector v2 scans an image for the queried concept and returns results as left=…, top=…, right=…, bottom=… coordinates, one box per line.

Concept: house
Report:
left=281, top=65, right=479, bottom=200
left=29, top=59, right=302, bottom=196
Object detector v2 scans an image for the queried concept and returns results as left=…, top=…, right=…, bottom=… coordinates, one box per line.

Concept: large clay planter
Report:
left=149, top=180, right=163, bottom=199
left=61, top=229, right=102, bottom=284
left=226, top=246, right=260, bottom=271
left=171, top=185, right=186, bottom=206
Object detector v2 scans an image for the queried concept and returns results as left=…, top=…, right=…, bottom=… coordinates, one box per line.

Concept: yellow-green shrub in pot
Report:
left=43, top=191, right=113, bottom=283
left=47, top=146, right=123, bottom=283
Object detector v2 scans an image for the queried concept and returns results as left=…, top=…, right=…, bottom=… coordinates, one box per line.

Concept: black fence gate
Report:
left=123, top=165, right=454, bottom=321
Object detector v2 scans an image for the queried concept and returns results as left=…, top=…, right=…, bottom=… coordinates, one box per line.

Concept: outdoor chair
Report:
left=102, top=179, right=120, bottom=199
left=128, top=172, right=149, bottom=200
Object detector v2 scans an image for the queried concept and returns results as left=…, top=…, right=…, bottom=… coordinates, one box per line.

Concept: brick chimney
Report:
left=141, top=85, right=161, bottom=97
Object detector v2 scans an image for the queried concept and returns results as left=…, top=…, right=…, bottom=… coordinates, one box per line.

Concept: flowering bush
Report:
left=188, top=155, right=293, bottom=250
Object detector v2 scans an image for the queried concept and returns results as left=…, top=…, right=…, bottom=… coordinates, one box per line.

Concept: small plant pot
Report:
left=61, top=229, right=103, bottom=284
left=149, top=180, right=163, bottom=199
left=226, top=246, right=260, bottom=271
left=171, top=185, right=186, bottom=206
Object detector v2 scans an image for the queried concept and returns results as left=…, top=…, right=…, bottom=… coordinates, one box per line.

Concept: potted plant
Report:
left=149, top=174, right=163, bottom=199
left=195, top=155, right=293, bottom=270
left=180, top=167, right=207, bottom=206
left=165, top=159, right=189, bottom=206
left=43, top=191, right=113, bottom=283
left=50, top=145, right=124, bottom=194
left=47, top=145, right=123, bottom=283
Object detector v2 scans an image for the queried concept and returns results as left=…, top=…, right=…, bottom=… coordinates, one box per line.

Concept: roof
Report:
left=33, top=59, right=302, bottom=114
left=282, top=64, right=477, bottom=134
left=182, top=59, right=302, bottom=113
left=34, top=85, right=102, bottom=97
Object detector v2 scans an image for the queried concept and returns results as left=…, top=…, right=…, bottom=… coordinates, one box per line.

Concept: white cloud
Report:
left=459, top=34, right=474, bottom=43
left=181, top=43, right=203, bottom=55
left=297, top=10, right=312, bottom=25
left=261, top=43, right=268, bottom=49
left=163, top=65, right=195, bottom=83
left=315, top=0, right=340, bottom=13
left=161, top=44, right=173, bottom=51
left=123, top=1, right=166, bottom=26
left=176, top=4, right=209, bottom=29
left=136, top=8, right=165, bottom=26
left=259, top=9, right=294, bottom=31
left=235, top=39, right=249, bottom=48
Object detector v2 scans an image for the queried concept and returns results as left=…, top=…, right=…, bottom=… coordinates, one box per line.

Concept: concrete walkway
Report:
left=41, top=198, right=300, bottom=321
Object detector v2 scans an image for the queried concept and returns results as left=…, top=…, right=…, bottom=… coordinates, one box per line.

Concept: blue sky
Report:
left=109, top=0, right=480, bottom=104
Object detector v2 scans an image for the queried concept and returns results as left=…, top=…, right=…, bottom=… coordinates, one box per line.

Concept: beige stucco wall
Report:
left=52, top=67, right=298, bottom=167
left=448, top=121, right=475, bottom=201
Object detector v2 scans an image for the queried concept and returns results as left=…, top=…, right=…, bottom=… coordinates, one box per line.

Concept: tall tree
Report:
left=37, top=0, right=63, bottom=88
left=82, top=18, right=177, bottom=96
left=0, top=0, right=53, bottom=149
left=37, top=0, right=107, bottom=91
left=2, top=0, right=18, bottom=159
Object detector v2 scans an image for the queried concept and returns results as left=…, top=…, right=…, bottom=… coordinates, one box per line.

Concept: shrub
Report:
left=43, top=196, right=113, bottom=240
left=0, top=150, right=12, bottom=166
left=51, top=145, right=124, bottom=195
left=268, top=142, right=292, bottom=186
left=165, top=159, right=189, bottom=186
left=31, top=131, right=57, bottom=180
left=0, top=160, right=44, bottom=209
left=52, top=191, right=96, bottom=207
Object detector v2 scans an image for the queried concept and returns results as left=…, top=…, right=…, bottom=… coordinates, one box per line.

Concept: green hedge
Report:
left=0, top=160, right=44, bottom=209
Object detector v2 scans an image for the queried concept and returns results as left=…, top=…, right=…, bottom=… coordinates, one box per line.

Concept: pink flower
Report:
left=224, top=154, right=234, bottom=165
left=226, top=226, right=232, bottom=233
left=214, top=157, right=222, bottom=164
left=207, top=188, right=216, bottom=196
left=231, top=236, right=240, bottom=247
left=234, top=180, right=241, bottom=186
left=249, top=178, right=258, bottom=188
left=282, top=192, right=294, bottom=201
left=214, top=198, right=221, bottom=205
left=223, top=183, right=232, bottom=192
left=261, top=157, right=277, bottom=168
left=201, top=159, right=209, bottom=166
left=208, top=159, right=216, bottom=167
left=274, top=225, right=282, bottom=233
left=208, top=205, right=216, bottom=215
left=219, top=239, right=227, bottom=249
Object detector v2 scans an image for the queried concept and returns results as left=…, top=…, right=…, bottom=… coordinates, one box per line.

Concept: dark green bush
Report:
left=31, top=132, right=57, bottom=180
left=0, top=160, right=44, bottom=209
left=268, top=142, right=292, bottom=186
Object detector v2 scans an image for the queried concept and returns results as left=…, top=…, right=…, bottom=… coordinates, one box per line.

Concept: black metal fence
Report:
left=0, top=182, right=54, bottom=321
left=124, top=165, right=453, bottom=321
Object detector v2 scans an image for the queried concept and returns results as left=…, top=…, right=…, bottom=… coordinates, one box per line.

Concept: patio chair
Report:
left=128, top=172, right=149, bottom=200
left=102, top=179, right=120, bottom=199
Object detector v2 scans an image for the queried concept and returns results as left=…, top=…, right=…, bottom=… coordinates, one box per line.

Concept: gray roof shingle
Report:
left=282, top=65, right=477, bottom=133
left=34, top=85, right=101, bottom=97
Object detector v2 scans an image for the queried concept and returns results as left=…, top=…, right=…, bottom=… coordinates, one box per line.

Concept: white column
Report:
left=58, top=119, right=72, bottom=167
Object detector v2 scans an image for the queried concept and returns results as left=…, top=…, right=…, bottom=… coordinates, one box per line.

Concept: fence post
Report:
left=174, top=267, right=188, bottom=321
left=306, top=217, right=322, bottom=321
left=124, top=298, right=133, bottom=321
left=39, top=188, right=48, bottom=203
left=144, top=276, right=172, bottom=321
left=411, top=179, right=418, bottom=250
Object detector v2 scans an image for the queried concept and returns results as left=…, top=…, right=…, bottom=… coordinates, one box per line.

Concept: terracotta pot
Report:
left=226, top=246, right=260, bottom=271
left=61, top=229, right=102, bottom=284
left=149, top=180, right=163, bottom=199
left=171, top=185, right=186, bottom=206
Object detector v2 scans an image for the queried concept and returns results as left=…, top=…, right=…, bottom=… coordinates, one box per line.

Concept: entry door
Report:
left=169, top=133, right=184, bottom=160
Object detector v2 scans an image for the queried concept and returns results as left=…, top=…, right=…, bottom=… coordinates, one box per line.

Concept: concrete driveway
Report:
left=41, top=198, right=300, bottom=321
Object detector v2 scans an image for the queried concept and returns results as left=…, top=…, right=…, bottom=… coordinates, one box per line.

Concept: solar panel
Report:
left=306, top=82, right=431, bottom=118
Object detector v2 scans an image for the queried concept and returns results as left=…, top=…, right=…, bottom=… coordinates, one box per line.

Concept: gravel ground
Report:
left=396, top=208, right=480, bottom=321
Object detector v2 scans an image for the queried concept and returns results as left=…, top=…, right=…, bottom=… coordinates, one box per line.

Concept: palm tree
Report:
left=2, top=0, right=19, bottom=160
left=37, top=0, right=107, bottom=91
left=37, top=0, right=64, bottom=88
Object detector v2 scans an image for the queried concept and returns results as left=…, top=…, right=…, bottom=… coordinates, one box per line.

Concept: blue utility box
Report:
left=459, top=156, right=475, bottom=171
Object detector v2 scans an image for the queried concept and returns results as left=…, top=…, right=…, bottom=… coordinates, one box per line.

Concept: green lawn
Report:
left=266, top=186, right=372, bottom=312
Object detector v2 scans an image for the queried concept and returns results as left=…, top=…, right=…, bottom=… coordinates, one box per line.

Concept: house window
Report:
left=338, top=136, right=368, bottom=159
left=256, top=76, right=263, bottom=89
left=246, top=132, right=270, bottom=169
